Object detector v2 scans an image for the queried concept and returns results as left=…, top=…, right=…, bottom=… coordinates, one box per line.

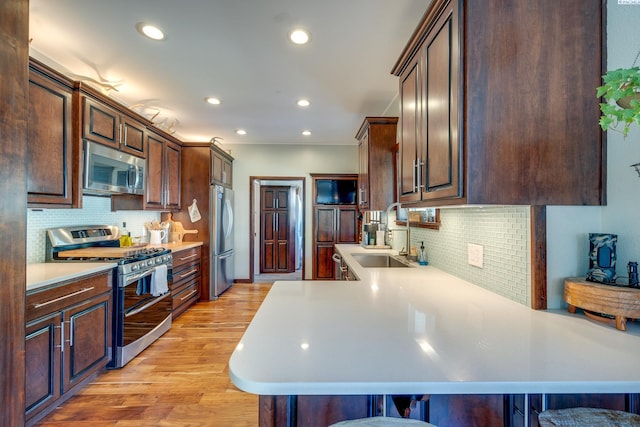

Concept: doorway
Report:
left=250, top=177, right=305, bottom=283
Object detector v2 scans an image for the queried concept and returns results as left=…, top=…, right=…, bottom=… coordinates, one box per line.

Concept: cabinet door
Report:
left=62, top=293, right=111, bottom=392
left=120, top=115, right=146, bottom=157
left=358, top=132, right=369, bottom=210
left=314, top=243, right=336, bottom=280
left=210, top=151, right=223, bottom=185
left=164, top=140, right=182, bottom=210
left=429, top=394, right=505, bottom=427
left=222, top=157, right=233, bottom=188
left=313, top=207, right=337, bottom=280
left=422, top=5, right=460, bottom=201
left=25, top=312, right=62, bottom=421
left=399, top=59, right=422, bottom=203
left=27, top=68, right=74, bottom=207
left=145, top=132, right=165, bottom=209
left=82, top=96, right=119, bottom=148
left=336, top=207, right=358, bottom=244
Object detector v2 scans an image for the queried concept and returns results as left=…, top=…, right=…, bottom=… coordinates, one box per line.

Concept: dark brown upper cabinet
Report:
left=27, top=58, right=81, bottom=208
left=356, top=117, right=398, bottom=211
left=392, top=0, right=605, bottom=207
left=77, top=83, right=150, bottom=159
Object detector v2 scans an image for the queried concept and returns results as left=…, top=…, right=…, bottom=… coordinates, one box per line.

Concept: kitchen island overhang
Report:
left=229, top=245, right=640, bottom=424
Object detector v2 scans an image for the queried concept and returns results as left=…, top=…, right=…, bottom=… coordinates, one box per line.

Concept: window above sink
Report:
left=396, top=207, right=440, bottom=230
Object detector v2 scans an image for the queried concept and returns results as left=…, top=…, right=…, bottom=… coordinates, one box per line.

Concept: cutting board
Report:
left=57, top=245, right=147, bottom=259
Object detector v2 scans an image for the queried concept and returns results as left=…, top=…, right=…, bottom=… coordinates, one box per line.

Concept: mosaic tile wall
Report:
left=409, top=206, right=531, bottom=306
left=27, top=196, right=160, bottom=264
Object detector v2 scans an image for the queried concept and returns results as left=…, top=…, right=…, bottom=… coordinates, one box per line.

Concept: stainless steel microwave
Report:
left=83, top=140, right=145, bottom=195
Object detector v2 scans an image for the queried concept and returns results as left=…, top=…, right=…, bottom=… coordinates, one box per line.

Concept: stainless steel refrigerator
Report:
left=210, top=184, right=234, bottom=299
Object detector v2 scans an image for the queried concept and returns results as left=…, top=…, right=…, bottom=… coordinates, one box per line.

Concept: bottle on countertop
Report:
left=119, top=222, right=132, bottom=247
left=418, top=241, right=428, bottom=265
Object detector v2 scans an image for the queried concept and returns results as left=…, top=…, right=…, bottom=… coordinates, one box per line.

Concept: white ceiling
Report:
left=29, top=0, right=429, bottom=147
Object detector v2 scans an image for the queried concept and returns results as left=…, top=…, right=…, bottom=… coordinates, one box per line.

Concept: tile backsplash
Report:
left=27, top=196, right=160, bottom=264
left=409, top=206, right=530, bottom=306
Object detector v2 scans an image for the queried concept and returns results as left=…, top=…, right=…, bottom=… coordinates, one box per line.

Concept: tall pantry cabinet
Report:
left=311, top=174, right=359, bottom=280
left=169, top=142, right=234, bottom=301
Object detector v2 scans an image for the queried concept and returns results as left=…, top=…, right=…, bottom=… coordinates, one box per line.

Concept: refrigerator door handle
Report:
left=224, top=199, right=234, bottom=239
left=218, top=250, right=233, bottom=260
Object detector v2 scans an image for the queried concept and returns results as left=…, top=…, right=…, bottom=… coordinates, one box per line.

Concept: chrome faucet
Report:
left=384, top=202, right=409, bottom=255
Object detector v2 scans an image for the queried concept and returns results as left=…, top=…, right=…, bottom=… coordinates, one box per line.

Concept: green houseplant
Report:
left=597, top=65, right=640, bottom=138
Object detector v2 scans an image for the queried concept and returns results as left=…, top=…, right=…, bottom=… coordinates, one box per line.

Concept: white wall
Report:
left=230, top=144, right=358, bottom=280
left=546, top=0, right=640, bottom=308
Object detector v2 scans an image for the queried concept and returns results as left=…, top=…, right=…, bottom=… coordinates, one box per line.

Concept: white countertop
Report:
left=27, top=241, right=203, bottom=292
left=27, top=262, right=117, bottom=292
left=229, top=244, right=640, bottom=396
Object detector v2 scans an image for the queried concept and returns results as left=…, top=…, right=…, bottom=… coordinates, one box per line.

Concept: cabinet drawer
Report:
left=172, top=260, right=201, bottom=288
left=172, top=278, right=200, bottom=317
left=26, top=271, right=113, bottom=322
left=172, top=247, right=201, bottom=270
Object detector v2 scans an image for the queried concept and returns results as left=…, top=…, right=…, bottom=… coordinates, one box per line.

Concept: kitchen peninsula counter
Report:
left=229, top=244, right=640, bottom=397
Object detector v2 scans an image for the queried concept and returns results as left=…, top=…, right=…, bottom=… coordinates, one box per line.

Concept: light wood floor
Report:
left=35, top=283, right=272, bottom=427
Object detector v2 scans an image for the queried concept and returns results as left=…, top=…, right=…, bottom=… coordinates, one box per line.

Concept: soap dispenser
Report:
left=418, top=241, right=428, bottom=265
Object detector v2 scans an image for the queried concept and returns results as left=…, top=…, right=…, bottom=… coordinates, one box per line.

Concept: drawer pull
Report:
left=179, top=253, right=198, bottom=261
left=180, top=289, right=198, bottom=301
left=178, top=268, right=199, bottom=278
left=33, top=287, right=95, bottom=309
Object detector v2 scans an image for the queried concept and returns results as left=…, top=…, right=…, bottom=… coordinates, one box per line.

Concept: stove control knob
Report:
left=148, top=258, right=156, bottom=265
left=131, top=263, right=140, bottom=271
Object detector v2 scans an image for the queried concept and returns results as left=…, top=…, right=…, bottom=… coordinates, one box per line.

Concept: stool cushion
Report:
left=538, top=407, right=640, bottom=426
left=329, top=417, right=435, bottom=427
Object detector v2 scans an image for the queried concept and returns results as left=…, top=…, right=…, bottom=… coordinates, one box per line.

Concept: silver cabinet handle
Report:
left=178, top=268, right=199, bottom=279
left=180, top=289, right=198, bottom=301
left=417, top=160, right=425, bottom=190
left=179, top=253, right=198, bottom=261
left=56, top=323, right=64, bottom=350
left=66, top=319, right=74, bottom=347
left=33, top=287, right=95, bottom=309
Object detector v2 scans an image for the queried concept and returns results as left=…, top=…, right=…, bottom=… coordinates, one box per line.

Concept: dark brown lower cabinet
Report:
left=25, top=271, right=112, bottom=426
left=259, top=393, right=640, bottom=427
left=171, top=246, right=201, bottom=317
left=429, top=394, right=505, bottom=426
left=259, top=395, right=374, bottom=427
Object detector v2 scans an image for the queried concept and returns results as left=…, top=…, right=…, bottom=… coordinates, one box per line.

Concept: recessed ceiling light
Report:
left=136, top=22, right=165, bottom=41
left=205, top=97, right=221, bottom=105
left=289, top=28, right=310, bottom=45
left=235, top=129, right=247, bottom=135
left=297, top=99, right=310, bottom=107
left=302, top=130, right=311, bottom=136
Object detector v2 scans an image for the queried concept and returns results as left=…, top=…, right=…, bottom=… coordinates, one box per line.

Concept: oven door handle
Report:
left=125, top=268, right=155, bottom=285
left=125, top=292, right=170, bottom=318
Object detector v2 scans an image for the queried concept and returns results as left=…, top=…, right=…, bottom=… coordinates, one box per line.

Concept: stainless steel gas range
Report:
left=46, top=225, right=173, bottom=368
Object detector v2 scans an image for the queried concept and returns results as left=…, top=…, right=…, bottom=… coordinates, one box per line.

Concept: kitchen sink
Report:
left=351, top=253, right=412, bottom=268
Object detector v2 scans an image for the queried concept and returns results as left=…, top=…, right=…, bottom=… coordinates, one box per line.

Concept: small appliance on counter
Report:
left=586, top=233, right=617, bottom=284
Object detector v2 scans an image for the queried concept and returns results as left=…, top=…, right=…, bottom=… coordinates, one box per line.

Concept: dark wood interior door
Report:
left=260, top=186, right=295, bottom=273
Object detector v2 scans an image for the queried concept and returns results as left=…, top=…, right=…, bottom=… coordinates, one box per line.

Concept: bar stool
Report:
left=538, top=407, right=640, bottom=426
left=329, top=417, right=436, bottom=426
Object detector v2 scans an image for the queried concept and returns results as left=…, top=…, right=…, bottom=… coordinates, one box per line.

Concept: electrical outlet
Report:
left=467, top=243, right=484, bottom=268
